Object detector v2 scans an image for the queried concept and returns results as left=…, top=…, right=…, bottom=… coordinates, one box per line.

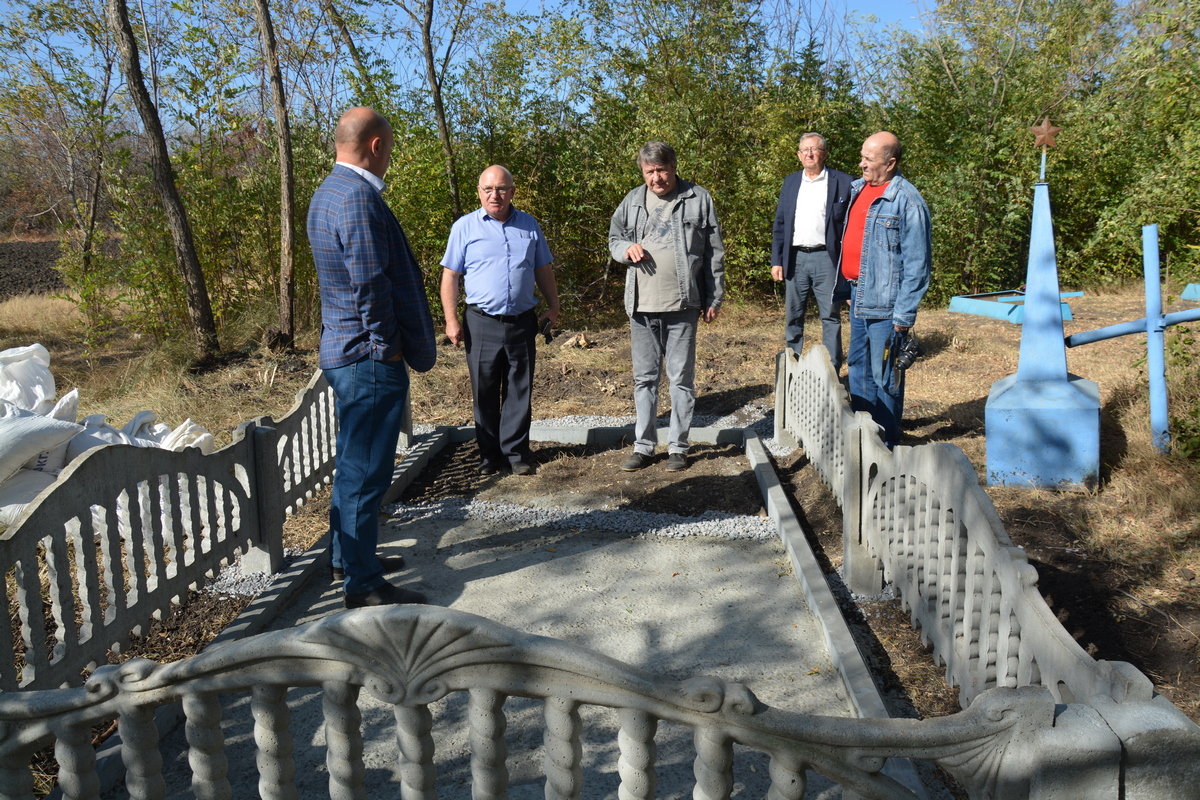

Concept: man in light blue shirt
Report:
left=440, top=165, right=559, bottom=476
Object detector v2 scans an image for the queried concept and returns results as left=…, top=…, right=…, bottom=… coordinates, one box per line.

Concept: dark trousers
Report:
left=464, top=307, right=537, bottom=465
left=785, top=247, right=843, bottom=369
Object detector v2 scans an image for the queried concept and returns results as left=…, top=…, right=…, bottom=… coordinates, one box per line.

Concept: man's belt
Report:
left=467, top=304, right=535, bottom=323
left=792, top=244, right=826, bottom=253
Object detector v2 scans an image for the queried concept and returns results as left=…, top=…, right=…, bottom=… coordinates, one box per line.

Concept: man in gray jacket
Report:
left=608, top=141, right=725, bottom=472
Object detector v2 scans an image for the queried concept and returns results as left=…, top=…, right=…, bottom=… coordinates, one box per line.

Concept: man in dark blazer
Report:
left=770, top=133, right=853, bottom=369
left=308, top=106, right=437, bottom=609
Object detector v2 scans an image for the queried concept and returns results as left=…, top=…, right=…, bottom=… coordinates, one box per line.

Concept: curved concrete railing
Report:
left=775, top=345, right=1200, bottom=796
left=0, top=605, right=1121, bottom=800
left=0, top=371, right=339, bottom=691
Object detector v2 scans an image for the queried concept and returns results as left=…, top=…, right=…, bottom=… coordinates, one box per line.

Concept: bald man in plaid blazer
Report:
left=308, top=107, right=436, bottom=609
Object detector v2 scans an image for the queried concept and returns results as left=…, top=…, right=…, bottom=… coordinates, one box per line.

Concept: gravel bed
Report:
left=382, top=496, right=776, bottom=541
left=210, top=401, right=791, bottom=597
left=202, top=548, right=303, bottom=597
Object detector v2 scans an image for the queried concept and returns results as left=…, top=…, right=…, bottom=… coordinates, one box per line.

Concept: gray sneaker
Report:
left=621, top=452, right=653, bottom=471
left=665, top=453, right=688, bottom=471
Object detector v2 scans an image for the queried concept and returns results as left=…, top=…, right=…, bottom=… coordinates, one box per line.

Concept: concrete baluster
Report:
left=692, top=726, right=732, bottom=800
left=0, top=749, right=36, bottom=800
left=543, top=696, right=583, bottom=800
left=252, top=684, right=297, bottom=800
left=120, top=703, right=166, bottom=800
left=468, top=688, right=509, bottom=800
left=394, top=703, right=437, bottom=800
left=765, top=754, right=806, bottom=800
left=55, top=718, right=100, bottom=800
left=183, top=692, right=230, bottom=800
left=322, top=680, right=366, bottom=800
left=616, top=707, right=657, bottom=800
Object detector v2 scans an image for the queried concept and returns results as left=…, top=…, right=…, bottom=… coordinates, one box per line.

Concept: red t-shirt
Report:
left=841, top=182, right=889, bottom=281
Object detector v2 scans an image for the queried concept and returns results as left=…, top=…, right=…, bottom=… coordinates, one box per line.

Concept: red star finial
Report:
left=1030, top=117, right=1063, bottom=148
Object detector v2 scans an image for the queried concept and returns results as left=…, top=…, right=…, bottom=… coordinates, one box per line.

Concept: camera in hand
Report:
left=894, top=333, right=924, bottom=371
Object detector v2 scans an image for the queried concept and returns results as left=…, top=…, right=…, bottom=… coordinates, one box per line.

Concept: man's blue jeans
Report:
left=324, top=357, right=409, bottom=594
left=629, top=308, right=699, bottom=456
left=847, top=296, right=905, bottom=446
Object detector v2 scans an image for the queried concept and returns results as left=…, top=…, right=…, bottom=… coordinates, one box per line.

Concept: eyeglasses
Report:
left=799, top=147, right=826, bottom=155
left=479, top=186, right=514, bottom=195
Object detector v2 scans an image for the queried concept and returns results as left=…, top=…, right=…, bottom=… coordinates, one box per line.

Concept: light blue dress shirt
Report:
left=441, top=207, right=553, bottom=315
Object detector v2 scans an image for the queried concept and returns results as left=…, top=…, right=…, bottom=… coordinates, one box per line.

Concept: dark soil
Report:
left=0, top=241, right=65, bottom=300
left=401, top=438, right=765, bottom=519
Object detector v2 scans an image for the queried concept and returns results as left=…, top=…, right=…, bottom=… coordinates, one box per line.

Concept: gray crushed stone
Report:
left=382, top=496, right=776, bottom=540
left=209, top=401, right=793, bottom=597
left=202, top=548, right=303, bottom=598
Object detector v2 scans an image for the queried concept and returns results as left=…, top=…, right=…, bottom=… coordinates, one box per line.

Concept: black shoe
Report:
left=511, top=460, right=534, bottom=476
left=621, top=452, right=653, bottom=471
left=331, top=555, right=406, bottom=583
left=665, top=453, right=688, bottom=471
left=479, top=461, right=502, bottom=476
left=344, top=581, right=428, bottom=609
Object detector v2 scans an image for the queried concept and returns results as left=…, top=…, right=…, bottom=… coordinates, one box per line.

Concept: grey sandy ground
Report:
left=106, top=509, right=864, bottom=799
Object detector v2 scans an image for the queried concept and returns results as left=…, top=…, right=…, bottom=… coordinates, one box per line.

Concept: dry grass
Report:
left=0, top=295, right=82, bottom=335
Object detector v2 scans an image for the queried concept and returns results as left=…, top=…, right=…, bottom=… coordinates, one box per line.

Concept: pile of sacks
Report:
left=0, top=344, right=216, bottom=531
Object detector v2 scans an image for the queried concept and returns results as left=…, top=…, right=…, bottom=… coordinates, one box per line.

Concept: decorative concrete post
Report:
left=243, top=418, right=286, bottom=575
left=985, top=119, right=1101, bottom=489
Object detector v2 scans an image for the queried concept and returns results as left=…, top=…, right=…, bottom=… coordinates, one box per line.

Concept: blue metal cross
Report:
left=1065, top=225, right=1200, bottom=453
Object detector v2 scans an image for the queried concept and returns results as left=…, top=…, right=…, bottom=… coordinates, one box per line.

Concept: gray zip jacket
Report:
left=608, top=179, right=725, bottom=317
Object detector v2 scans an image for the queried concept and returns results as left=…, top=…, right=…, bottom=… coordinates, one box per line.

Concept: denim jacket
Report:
left=844, top=173, right=932, bottom=328
left=608, top=179, right=725, bottom=317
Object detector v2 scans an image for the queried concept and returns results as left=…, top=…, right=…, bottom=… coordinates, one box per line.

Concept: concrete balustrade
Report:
left=0, top=606, right=1126, bottom=800
left=775, top=344, right=1200, bottom=797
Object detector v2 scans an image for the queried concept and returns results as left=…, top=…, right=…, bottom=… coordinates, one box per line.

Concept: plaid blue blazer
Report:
left=307, top=166, right=437, bottom=372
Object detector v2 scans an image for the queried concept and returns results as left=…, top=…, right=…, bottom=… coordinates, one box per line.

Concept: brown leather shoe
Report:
left=331, top=554, right=406, bottom=583
left=344, top=581, right=428, bottom=609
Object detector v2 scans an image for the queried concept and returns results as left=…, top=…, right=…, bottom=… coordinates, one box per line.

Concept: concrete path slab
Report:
left=99, top=427, right=940, bottom=799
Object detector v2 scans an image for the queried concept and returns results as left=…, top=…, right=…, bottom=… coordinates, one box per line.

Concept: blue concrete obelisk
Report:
left=985, top=180, right=1100, bottom=489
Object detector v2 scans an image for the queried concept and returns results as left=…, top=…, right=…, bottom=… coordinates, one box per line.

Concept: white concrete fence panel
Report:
left=0, top=371, right=338, bottom=692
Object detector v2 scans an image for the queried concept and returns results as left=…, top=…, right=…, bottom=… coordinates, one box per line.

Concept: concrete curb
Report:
left=744, top=428, right=928, bottom=799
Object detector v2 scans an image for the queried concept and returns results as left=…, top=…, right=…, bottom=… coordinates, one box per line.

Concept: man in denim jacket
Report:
left=608, top=141, right=725, bottom=472
left=840, top=132, right=931, bottom=447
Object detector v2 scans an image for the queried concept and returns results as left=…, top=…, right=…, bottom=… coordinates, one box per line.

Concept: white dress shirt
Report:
left=791, top=168, right=828, bottom=248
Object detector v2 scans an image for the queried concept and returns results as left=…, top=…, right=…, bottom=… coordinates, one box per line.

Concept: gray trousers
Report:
left=629, top=308, right=699, bottom=455
left=785, top=247, right=842, bottom=369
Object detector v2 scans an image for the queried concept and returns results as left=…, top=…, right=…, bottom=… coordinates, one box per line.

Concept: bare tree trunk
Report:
left=321, top=0, right=380, bottom=106
left=106, top=0, right=219, bottom=358
left=253, top=0, right=295, bottom=350
left=416, top=0, right=463, bottom=218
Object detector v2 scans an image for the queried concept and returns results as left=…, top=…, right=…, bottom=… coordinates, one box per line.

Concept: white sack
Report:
left=0, top=344, right=55, bottom=414
left=0, top=468, right=58, bottom=531
left=159, top=418, right=216, bottom=455
left=0, top=400, right=83, bottom=484
left=64, top=414, right=138, bottom=464
left=45, top=388, right=80, bottom=423
left=121, top=410, right=173, bottom=447
left=23, top=389, right=82, bottom=472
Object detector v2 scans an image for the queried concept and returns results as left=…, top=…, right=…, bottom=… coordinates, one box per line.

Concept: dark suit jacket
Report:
left=308, top=165, right=436, bottom=372
left=771, top=167, right=853, bottom=281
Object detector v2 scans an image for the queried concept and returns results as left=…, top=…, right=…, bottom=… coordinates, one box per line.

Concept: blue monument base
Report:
left=985, top=374, right=1100, bottom=490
